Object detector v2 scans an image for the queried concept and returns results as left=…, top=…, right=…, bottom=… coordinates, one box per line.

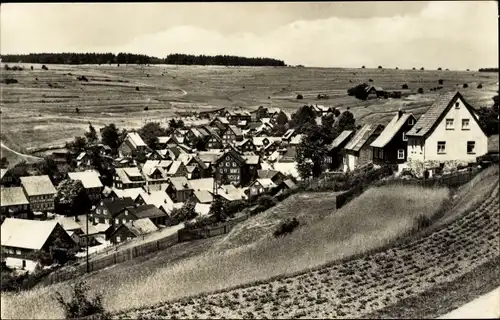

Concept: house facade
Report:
left=92, top=197, right=135, bottom=225
left=371, top=111, right=417, bottom=166
left=0, top=187, right=30, bottom=219
left=118, top=132, right=148, bottom=157
left=325, top=130, right=354, bottom=171
left=20, top=175, right=57, bottom=212
left=343, top=124, right=384, bottom=172
left=214, top=149, right=258, bottom=187
left=0, top=169, right=20, bottom=187
left=67, top=170, right=104, bottom=202
left=166, top=177, right=193, bottom=203
left=114, top=167, right=146, bottom=189
left=1, top=218, right=76, bottom=271
left=406, top=91, right=488, bottom=164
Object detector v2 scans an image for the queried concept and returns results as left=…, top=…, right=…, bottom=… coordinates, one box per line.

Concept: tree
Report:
left=169, top=201, right=198, bottom=225
left=347, top=83, right=370, bottom=100
left=66, top=136, right=87, bottom=153
left=276, top=111, right=289, bottom=126
left=10, top=161, right=30, bottom=179
left=420, top=67, right=425, bottom=71
left=295, top=123, right=328, bottom=179
left=0, top=157, right=8, bottom=169
left=194, top=137, right=207, bottom=151
left=378, top=65, right=383, bottom=69
left=320, top=113, right=336, bottom=142
left=463, top=83, right=468, bottom=88
left=438, top=79, right=444, bottom=85
left=417, top=88, right=424, bottom=94
left=55, top=179, right=91, bottom=216
left=75, top=107, right=80, bottom=114
left=209, top=196, right=229, bottom=222
left=334, top=109, right=341, bottom=117
left=54, top=280, right=109, bottom=319
left=100, top=123, right=120, bottom=152
left=296, top=94, right=303, bottom=100
left=290, top=105, right=317, bottom=133
left=361, top=65, right=365, bottom=68
left=477, top=95, right=499, bottom=136
left=402, top=84, right=409, bottom=89
left=138, top=122, right=167, bottom=149
left=84, top=123, right=98, bottom=145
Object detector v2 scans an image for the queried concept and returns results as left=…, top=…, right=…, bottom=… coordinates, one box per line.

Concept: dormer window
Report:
left=455, top=102, right=460, bottom=109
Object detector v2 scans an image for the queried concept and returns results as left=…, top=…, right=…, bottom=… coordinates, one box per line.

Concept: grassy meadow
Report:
left=0, top=63, right=498, bottom=155
left=1, top=184, right=450, bottom=319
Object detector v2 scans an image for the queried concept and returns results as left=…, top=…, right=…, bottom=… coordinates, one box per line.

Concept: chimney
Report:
left=398, top=108, right=404, bottom=119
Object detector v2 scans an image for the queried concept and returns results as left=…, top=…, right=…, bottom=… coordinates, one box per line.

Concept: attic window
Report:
left=455, top=102, right=460, bottom=109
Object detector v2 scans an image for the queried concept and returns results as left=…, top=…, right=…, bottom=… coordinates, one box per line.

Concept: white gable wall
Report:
left=424, top=97, right=488, bottom=162
left=407, top=137, right=425, bottom=162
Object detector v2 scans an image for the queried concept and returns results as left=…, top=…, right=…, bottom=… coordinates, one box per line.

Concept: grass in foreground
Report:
left=1, top=185, right=449, bottom=319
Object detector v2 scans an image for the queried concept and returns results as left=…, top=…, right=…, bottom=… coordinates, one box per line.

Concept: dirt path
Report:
left=0, top=141, right=42, bottom=160
left=438, top=287, right=500, bottom=319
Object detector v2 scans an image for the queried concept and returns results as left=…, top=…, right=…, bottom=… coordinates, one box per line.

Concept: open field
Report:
left=1, top=63, right=497, bottom=152
left=1, top=184, right=452, bottom=319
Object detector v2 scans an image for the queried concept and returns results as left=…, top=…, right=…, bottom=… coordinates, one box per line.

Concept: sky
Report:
left=0, top=2, right=498, bottom=69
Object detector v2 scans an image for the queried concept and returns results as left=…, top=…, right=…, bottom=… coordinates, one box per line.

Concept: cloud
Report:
left=1, top=2, right=497, bottom=69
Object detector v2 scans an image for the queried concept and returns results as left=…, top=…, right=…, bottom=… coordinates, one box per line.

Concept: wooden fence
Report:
left=40, top=233, right=179, bottom=286
left=377, top=168, right=480, bottom=189
left=178, top=214, right=250, bottom=242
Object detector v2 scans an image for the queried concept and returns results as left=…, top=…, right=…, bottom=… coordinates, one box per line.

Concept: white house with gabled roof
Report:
left=406, top=91, right=488, bottom=164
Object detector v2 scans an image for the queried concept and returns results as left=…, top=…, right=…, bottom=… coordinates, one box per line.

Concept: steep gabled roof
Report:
left=344, top=124, right=384, bottom=152
left=129, top=204, right=167, bottom=219
left=371, top=112, right=415, bottom=148
left=216, top=149, right=246, bottom=166
left=100, top=197, right=135, bottom=215
left=20, top=175, right=57, bottom=196
left=257, top=169, right=281, bottom=179
left=68, top=170, right=103, bottom=189
left=193, top=190, right=213, bottom=204
left=328, top=130, right=354, bottom=151
left=168, top=176, right=191, bottom=191
left=227, top=125, right=243, bottom=137
left=0, top=187, right=29, bottom=207
left=406, top=91, right=486, bottom=137
left=1, top=218, right=62, bottom=250
left=127, top=132, right=147, bottom=148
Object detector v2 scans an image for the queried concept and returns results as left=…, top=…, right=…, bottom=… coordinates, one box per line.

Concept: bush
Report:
left=42, top=65, right=49, bottom=70
left=368, top=79, right=373, bottom=82
left=420, top=67, right=425, bottom=71
left=257, top=195, right=278, bottom=210
left=438, top=79, right=443, bottom=85
left=4, top=78, right=18, bottom=84
left=54, top=280, right=110, bottom=319
left=463, top=83, right=468, bottom=88
left=378, top=66, right=382, bottom=69
left=414, top=214, right=432, bottom=231
left=402, top=84, right=409, bottom=89
left=136, top=86, right=140, bottom=91
left=144, top=106, right=149, bottom=111
left=361, top=65, right=365, bottom=68
left=77, top=75, right=89, bottom=82
left=296, top=94, right=303, bottom=100
left=438, top=67, right=442, bottom=70
left=477, top=83, right=483, bottom=89
left=417, top=88, right=424, bottom=94
left=273, top=218, right=300, bottom=237
left=75, top=108, right=80, bottom=114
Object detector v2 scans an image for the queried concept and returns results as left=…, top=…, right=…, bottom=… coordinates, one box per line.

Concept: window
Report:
left=127, top=237, right=131, bottom=241
left=467, top=141, right=476, bottom=154
left=225, top=162, right=230, bottom=167
left=408, top=118, right=415, bottom=125
left=402, top=132, right=408, bottom=141
left=445, top=119, right=454, bottom=129
left=397, top=149, right=405, bottom=159
left=462, top=119, right=470, bottom=130
left=116, top=236, right=121, bottom=243
left=455, top=102, right=460, bottom=109
left=220, top=168, right=224, bottom=173
left=16, top=249, right=21, bottom=255
left=94, top=217, right=99, bottom=224
left=437, top=141, right=446, bottom=154
left=232, top=162, right=237, bottom=167
left=230, top=168, right=238, bottom=174
left=115, top=218, right=119, bottom=224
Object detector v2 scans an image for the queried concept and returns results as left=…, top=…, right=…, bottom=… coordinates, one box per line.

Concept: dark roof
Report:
left=344, top=124, right=384, bottom=152
left=128, top=204, right=167, bottom=219
left=101, top=197, right=135, bottom=215
left=189, top=156, right=209, bottom=170
left=371, top=113, right=415, bottom=148
left=406, top=91, right=486, bottom=137
left=216, top=149, right=246, bottom=166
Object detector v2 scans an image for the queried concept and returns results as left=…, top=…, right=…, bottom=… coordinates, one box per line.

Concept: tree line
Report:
left=1, top=52, right=286, bottom=66
left=478, top=68, right=499, bottom=73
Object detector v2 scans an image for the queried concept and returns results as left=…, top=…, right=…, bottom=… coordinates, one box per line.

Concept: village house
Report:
left=311, top=104, right=333, bottom=116
left=75, top=151, right=92, bottom=168
left=92, top=197, right=135, bottom=225
left=166, top=176, right=193, bottom=203
left=140, top=160, right=170, bottom=189
left=247, top=178, right=277, bottom=198
left=276, top=179, right=298, bottom=194
left=221, top=125, right=243, bottom=146
left=55, top=217, right=85, bottom=246
left=114, top=167, right=146, bottom=189
left=1, top=218, right=76, bottom=271
left=191, top=190, right=214, bottom=204
left=216, top=185, right=247, bottom=204
left=234, top=139, right=256, bottom=153
left=206, top=132, right=224, bottom=150
left=365, top=85, right=386, bottom=99
left=166, top=160, right=188, bottom=177
left=184, top=156, right=211, bottom=178
left=118, top=132, right=148, bottom=157
left=257, top=169, right=286, bottom=186
left=210, top=117, right=230, bottom=133
left=157, top=136, right=173, bottom=149
left=0, top=187, right=30, bottom=219
left=281, top=129, right=296, bottom=144
left=135, top=190, right=174, bottom=212
left=343, top=124, right=385, bottom=172
left=108, top=218, right=158, bottom=245
left=371, top=110, right=417, bottom=166
left=67, top=170, right=104, bottom=202
left=0, top=168, right=19, bottom=187
left=325, top=130, right=354, bottom=171
left=20, top=175, right=57, bottom=212
left=214, top=149, right=259, bottom=187
left=113, top=204, right=168, bottom=227
left=406, top=91, right=489, bottom=164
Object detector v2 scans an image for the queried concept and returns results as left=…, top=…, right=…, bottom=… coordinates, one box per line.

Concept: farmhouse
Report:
left=247, top=178, right=277, bottom=198
left=343, top=124, right=385, bottom=172
left=20, top=175, right=57, bottom=212
left=67, top=170, right=104, bottom=202
left=0, top=187, right=30, bottom=219
left=365, top=85, right=386, bottom=99
left=257, top=169, right=286, bottom=185
left=108, top=218, right=158, bottom=245
left=325, top=130, right=354, bottom=171
left=371, top=110, right=417, bottom=166
left=406, top=91, right=488, bottom=164
left=118, top=132, right=148, bottom=157
left=121, top=204, right=168, bottom=227
left=93, top=197, right=135, bottom=225
left=114, top=167, right=146, bottom=189
left=0, top=168, right=19, bottom=187
left=234, top=139, right=256, bottom=153
left=221, top=125, right=243, bottom=146
left=1, top=218, right=76, bottom=271
left=166, top=177, right=193, bottom=203
left=135, top=190, right=174, bottom=211
left=214, top=149, right=260, bottom=187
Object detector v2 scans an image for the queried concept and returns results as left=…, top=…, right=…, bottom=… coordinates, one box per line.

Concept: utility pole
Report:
left=86, top=209, right=89, bottom=273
